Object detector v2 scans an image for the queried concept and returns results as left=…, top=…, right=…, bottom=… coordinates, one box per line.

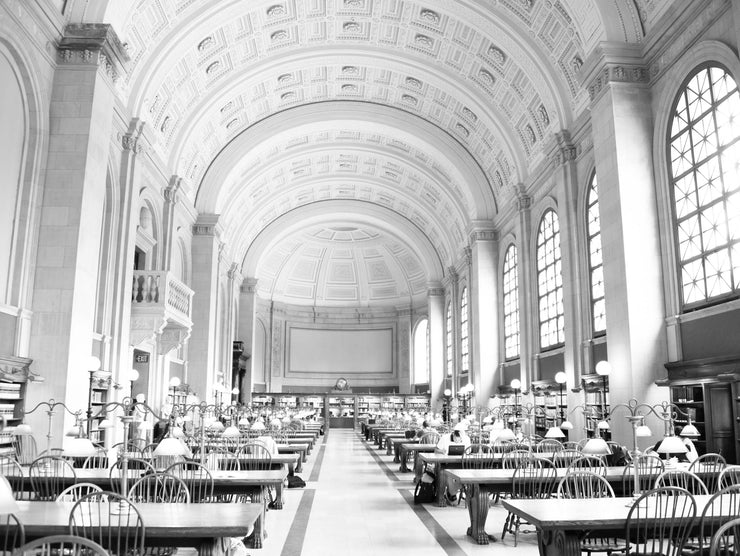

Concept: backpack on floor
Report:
left=287, top=475, right=306, bottom=488
left=413, top=471, right=436, bottom=504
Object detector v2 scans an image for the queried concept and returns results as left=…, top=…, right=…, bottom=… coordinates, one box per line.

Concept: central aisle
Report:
left=259, top=428, right=540, bottom=556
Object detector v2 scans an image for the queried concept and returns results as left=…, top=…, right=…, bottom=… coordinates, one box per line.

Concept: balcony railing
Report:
left=131, top=270, right=193, bottom=322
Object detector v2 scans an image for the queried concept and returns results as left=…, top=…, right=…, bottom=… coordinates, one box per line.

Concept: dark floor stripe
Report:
left=397, top=489, right=468, bottom=556
left=307, top=431, right=328, bottom=482
left=279, top=488, right=316, bottom=556
left=360, top=433, right=467, bottom=556
left=359, top=435, right=402, bottom=482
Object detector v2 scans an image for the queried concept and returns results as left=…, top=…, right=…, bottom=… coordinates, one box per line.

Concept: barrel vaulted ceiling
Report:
left=87, top=0, right=664, bottom=307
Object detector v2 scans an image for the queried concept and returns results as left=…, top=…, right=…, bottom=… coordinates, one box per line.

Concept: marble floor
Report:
left=256, top=428, right=542, bottom=556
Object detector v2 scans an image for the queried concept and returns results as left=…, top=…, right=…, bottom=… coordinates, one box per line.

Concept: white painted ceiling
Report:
left=84, top=0, right=676, bottom=307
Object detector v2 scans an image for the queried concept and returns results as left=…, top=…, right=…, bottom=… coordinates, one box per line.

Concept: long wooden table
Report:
left=398, top=443, right=436, bottom=472
left=13, top=500, right=262, bottom=556
left=16, top=467, right=286, bottom=548
left=216, top=454, right=299, bottom=474
left=502, top=495, right=727, bottom=556
left=445, top=465, right=712, bottom=545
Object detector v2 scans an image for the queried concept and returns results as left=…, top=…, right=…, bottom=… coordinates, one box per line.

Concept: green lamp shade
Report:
left=560, top=420, right=574, bottom=430
left=545, top=426, right=565, bottom=439
left=0, top=476, right=19, bottom=514
left=64, top=437, right=96, bottom=457
left=679, top=423, right=700, bottom=438
left=657, top=435, right=688, bottom=454
left=13, top=423, right=32, bottom=435
left=582, top=437, right=611, bottom=456
left=222, top=425, right=240, bottom=438
left=153, top=437, right=189, bottom=457
left=636, top=424, right=652, bottom=437
left=497, top=428, right=516, bottom=441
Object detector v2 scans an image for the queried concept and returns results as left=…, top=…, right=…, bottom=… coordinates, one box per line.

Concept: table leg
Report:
left=537, top=528, right=582, bottom=556
left=295, top=458, right=303, bottom=473
left=434, top=465, right=446, bottom=507
left=274, top=481, right=284, bottom=509
left=387, top=439, right=393, bottom=456
left=465, top=484, right=495, bottom=544
left=399, top=448, right=409, bottom=472
left=244, top=487, right=265, bottom=549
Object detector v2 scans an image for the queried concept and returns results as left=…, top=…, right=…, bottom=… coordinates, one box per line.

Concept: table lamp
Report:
left=581, top=436, right=611, bottom=456
left=545, top=426, right=565, bottom=439
left=0, top=476, right=19, bottom=514
left=657, top=435, right=688, bottom=455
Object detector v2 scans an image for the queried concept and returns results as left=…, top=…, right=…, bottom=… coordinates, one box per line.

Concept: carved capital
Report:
left=240, top=278, right=258, bottom=295
left=469, top=229, right=497, bottom=243
left=550, top=130, right=579, bottom=166
left=227, top=263, right=242, bottom=282
left=447, top=266, right=458, bottom=282
left=427, top=287, right=445, bottom=297
left=512, top=184, right=531, bottom=211
left=193, top=215, right=221, bottom=237
left=58, top=24, right=130, bottom=84
left=164, top=176, right=182, bottom=204
left=587, top=62, right=649, bottom=101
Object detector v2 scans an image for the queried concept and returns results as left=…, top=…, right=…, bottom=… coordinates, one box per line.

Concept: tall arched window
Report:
left=413, top=318, right=429, bottom=384
left=445, top=301, right=453, bottom=377
left=537, top=209, right=564, bottom=348
left=587, top=174, right=607, bottom=334
left=669, top=64, right=740, bottom=307
left=503, top=244, right=520, bottom=359
left=460, top=287, right=469, bottom=375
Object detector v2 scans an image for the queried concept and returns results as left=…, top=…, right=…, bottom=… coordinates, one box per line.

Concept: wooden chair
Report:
left=205, top=448, right=240, bottom=471
left=557, top=471, right=626, bottom=555
left=562, top=441, right=581, bottom=451
left=689, top=453, right=726, bottom=494
left=654, top=469, right=708, bottom=495
left=419, top=431, right=440, bottom=445
left=718, top=466, right=740, bottom=490
left=15, top=535, right=108, bottom=556
left=553, top=449, right=583, bottom=468
left=69, top=491, right=145, bottom=556
left=566, top=455, right=608, bottom=477
left=501, top=449, right=533, bottom=469
left=462, top=444, right=496, bottom=468
left=1, top=512, right=24, bottom=555
left=164, top=461, right=213, bottom=503
left=128, top=472, right=190, bottom=503
left=624, top=486, right=696, bottom=556
left=81, top=449, right=108, bottom=469
left=622, top=454, right=665, bottom=495
left=29, top=456, right=77, bottom=501
left=0, top=456, right=25, bottom=500
left=12, top=434, right=37, bottom=465
left=236, top=443, right=272, bottom=470
left=502, top=458, right=558, bottom=546
left=709, top=516, right=740, bottom=556
left=537, top=439, right=564, bottom=453
left=686, top=484, right=740, bottom=556
left=56, top=482, right=104, bottom=502
left=108, top=457, right=156, bottom=494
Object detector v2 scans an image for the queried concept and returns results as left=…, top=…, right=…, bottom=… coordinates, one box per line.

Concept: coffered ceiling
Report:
left=76, top=0, right=664, bottom=307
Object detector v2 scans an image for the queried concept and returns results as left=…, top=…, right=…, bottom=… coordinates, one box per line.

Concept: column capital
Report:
left=227, top=262, right=243, bottom=284
left=397, top=307, right=413, bottom=318
left=469, top=228, right=497, bottom=244
left=58, top=23, right=130, bottom=84
left=240, top=278, right=258, bottom=295
left=580, top=43, right=648, bottom=103
left=427, top=283, right=445, bottom=297
left=549, top=130, right=579, bottom=166
left=118, top=118, right=145, bottom=154
left=193, top=214, right=222, bottom=237
left=511, top=183, right=532, bottom=211
left=164, top=176, right=182, bottom=204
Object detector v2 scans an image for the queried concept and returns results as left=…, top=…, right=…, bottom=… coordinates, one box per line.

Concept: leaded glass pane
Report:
left=537, top=210, right=564, bottom=348
left=460, top=287, right=469, bottom=374
left=446, top=302, right=452, bottom=377
left=670, top=65, right=740, bottom=307
left=503, top=245, right=520, bottom=359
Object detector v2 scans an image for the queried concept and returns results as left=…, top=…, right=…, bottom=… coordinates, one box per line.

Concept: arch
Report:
left=412, top=317, right=430, bottom=386
left=198, top=102, right=497, bottom=220
left=241, top=200, right=446, bottom=285
left=252, top=318, right=267, bottom=385
left=592, top=1, right=644, bottom=43
left=652, top=40, right=740, bottom=315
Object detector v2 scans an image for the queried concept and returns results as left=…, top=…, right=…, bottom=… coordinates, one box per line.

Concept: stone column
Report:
left=187, top=215, right=222, bottom=402
left=427, top=285, right=445, bottom=408
left=238, top=278, right=257, bottom=403
left=585, top=47, right=666, bottom=443
left=161, top=176, right=182, bottom=273
left=513, top=188, right=533, bottom=385
left=444, top=269, right=458, bottom=393
left=27, top=24, right=129, bottom=442
left=469, top=226, right=498, bottom=404
left=397, top=308, right=412, bottom=394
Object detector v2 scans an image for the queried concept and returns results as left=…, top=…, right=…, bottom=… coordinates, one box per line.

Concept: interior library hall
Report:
left=1, top=1, right=740, bottom=555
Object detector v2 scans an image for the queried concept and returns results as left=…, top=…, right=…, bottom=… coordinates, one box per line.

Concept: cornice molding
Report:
left=58, top=24, right=130, bottom=84
left=192, top=214, right=222, bottom=237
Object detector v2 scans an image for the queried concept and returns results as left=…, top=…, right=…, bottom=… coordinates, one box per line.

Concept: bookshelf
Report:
left=581, top=373, right=611, bottom=441
left=0, top=355, right=32, bottom=458
left=87, top=370, right=112, bottom=445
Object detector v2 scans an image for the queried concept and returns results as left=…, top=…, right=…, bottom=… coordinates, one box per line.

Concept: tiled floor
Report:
left=256, top=429, right=542, bottom=555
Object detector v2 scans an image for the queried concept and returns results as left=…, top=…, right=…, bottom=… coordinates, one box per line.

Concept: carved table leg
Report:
left=274, top=481, right=284, bottom=509
left=537, top=528, right=581, bottom=556
left=465, top=484, right=495, bottom=544
left=244, top=487, right=265, bottom=549
left=434, top=464, right=446, bottom=507
left=399, top=448, right=409, bottom=472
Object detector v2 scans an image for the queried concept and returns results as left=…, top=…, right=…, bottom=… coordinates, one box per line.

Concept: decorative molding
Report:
left=550, top=130, right=578, bottom=166
left=58, top=24, right=130, bottom=84
left=164, top=176, right=182, bottom=204
left=240, top=278, right=258, bottom=295
left=192, top=215, right=221, bottom=237
left=0, top=354, right=33, bottom=383
left=469, top=229, right=497, bottom=243
left=512, top=184, right=531, bottom=211
left=587, top=63, right=649, bottom=101
left=427, top=286, right=445, bottom=297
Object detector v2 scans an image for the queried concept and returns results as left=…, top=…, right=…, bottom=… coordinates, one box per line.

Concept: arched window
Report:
left=669, top=64, right=740, bottom=307
left=445, top=301, right=453, bottom=377
left=413, top=318, right=429, bottom=384
left=587, top=174, right=607, bottom=333
left=537, top=209, right=564, bottom=348
left=503, top=244, right=520, bottom=359
left=460, top=287, right=469, bottom=375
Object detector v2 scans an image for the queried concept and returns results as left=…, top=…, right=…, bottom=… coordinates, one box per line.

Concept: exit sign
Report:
left=135, top=353, right=149, bottom=363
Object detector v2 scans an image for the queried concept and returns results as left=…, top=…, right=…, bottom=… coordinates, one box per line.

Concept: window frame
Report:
left=536, top=208, right=565, bottom=350
left=502, top=243, right=520, bottom=360
left=586, top=172, right=607, bottom=336
left=460, top=286, right=469, bottom=376
left=666, top=62, right=740, bottom=311
left=445, top=300, right=453, bottom=377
